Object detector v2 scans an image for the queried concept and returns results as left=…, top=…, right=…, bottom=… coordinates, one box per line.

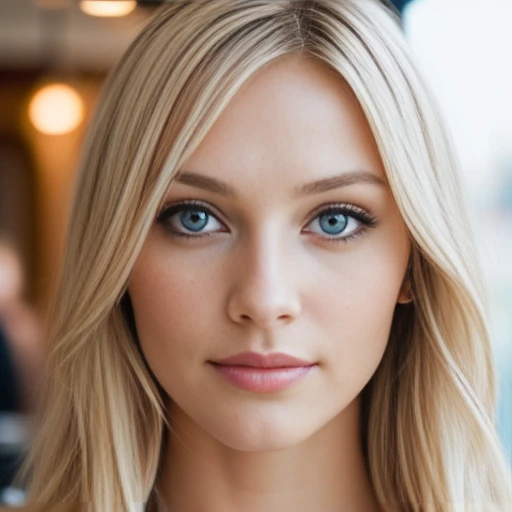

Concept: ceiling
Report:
left=0, top=0, right=162, bottom=70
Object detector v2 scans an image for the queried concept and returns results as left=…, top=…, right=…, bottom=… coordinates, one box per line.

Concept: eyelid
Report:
left=158, top=199, right=375, bottom=222
left=157, top=199, right=225, bottom=222
left=305, top=202, right=376, bottom=226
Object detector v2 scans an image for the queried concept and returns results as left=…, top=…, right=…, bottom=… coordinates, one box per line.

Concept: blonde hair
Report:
left=19, top=0, right=512, bottom=510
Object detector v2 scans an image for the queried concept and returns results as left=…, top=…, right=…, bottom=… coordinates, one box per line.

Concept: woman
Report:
left=18, top=0, right=512, bottom=510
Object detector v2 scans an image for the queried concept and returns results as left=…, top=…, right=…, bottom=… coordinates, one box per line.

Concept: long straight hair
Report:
left=19, top=1, right=512, bottom=510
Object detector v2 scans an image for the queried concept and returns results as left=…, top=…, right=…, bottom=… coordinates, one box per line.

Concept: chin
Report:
left=203, top=408, right=319, bottom=452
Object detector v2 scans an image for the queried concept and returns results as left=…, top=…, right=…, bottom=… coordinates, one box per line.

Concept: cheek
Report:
left=311, top=232, right=408, bottom=383
left=127, top=243, right=221, bottom=384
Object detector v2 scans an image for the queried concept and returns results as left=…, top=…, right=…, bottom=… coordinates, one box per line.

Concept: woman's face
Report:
left=128, top=55, right=410, bottom=451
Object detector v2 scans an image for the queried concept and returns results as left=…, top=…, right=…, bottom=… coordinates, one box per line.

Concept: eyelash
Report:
left=155, top=199, right=378, bottom=244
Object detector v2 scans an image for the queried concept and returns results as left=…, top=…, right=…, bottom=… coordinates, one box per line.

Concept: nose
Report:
left=226, top=233, right=301, bottom=329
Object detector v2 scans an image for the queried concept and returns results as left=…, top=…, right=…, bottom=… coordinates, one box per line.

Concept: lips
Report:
left=211, top=351, right=313, bottom=368
left=209, top=352, right=317, bottom=392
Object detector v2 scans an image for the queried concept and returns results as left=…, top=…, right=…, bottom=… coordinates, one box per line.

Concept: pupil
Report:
left=182, top=210, right=208, bottom=232
left=320, top=213, right=347, bottom=235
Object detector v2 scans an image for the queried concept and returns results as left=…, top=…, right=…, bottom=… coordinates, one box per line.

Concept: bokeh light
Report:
left=79, top=1, right=137, bottom=18
left=28, top=83, right=84, bottom=135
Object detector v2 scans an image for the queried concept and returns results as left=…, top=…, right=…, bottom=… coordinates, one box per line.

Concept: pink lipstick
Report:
left=209, top=352, right=316, bottom=393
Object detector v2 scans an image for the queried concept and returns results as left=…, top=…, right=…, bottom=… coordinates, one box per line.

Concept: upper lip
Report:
left=211, top=352, right=314, bottom=368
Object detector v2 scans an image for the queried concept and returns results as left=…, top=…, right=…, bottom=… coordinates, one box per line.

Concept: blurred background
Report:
left=0, top=0, right=510, bottom=505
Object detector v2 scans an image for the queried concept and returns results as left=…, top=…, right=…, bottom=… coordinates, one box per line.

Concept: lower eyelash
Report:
left=321, top=229, right=368, bottom=245
left=166, top=230, right=215, bottom=240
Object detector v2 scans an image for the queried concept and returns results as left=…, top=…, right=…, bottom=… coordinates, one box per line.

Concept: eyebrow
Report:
left=174, top=169, right=386, bottom=199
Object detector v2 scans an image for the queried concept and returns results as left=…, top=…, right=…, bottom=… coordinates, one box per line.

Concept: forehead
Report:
left=178, top=54, right=386, bottom=197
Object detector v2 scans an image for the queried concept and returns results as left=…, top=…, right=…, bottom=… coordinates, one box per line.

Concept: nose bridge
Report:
left=227, top=223, right=300, bottom=327
left=248, top=221, right=283, bottom=272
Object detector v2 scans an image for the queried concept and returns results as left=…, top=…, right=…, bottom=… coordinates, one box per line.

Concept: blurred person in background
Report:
left=0, top=238, right=43, bottom=504
left=11, top=0, right=512, bottom=511
left=0, top=238, right=43, bottom=414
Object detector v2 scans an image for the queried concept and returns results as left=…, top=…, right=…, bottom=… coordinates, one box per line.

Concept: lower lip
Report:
left=209, top=363, right=316, bottom=392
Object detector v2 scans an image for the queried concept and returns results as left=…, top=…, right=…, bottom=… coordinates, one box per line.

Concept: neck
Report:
left=155, top=395, right=382, bottom=512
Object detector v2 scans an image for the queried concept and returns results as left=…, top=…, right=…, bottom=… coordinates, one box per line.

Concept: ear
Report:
left=397, top=277, right=413, bottom=305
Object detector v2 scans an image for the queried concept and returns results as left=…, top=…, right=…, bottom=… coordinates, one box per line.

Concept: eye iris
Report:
left=181, top=209, right=208, bottom=232
left=319, top=212, right=348, bottom=235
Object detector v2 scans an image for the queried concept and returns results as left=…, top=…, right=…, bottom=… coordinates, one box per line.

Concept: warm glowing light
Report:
left=79, top=0, right=137, bottom=17
left=28, top=84, right=84, bottom=135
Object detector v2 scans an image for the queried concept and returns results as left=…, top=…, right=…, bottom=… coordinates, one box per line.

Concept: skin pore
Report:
left=128, top=55, right=411, bottom=512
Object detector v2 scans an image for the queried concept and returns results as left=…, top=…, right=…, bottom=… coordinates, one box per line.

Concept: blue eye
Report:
left=306, top=207, right=369, bottom=240
left=157, top=202, right=223, bottom=237
left=180, top=209, right=209, bottom=232
left=319, top=212, right=348, bottom=235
